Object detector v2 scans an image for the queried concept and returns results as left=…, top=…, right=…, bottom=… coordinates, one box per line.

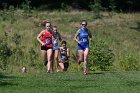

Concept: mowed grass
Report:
left=0, top=71, right=140, bottom=93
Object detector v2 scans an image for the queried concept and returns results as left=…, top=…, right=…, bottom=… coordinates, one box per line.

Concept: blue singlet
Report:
left=77, top=28, right=89, bottom=50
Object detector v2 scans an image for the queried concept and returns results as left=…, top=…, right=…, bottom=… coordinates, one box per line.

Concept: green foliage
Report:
left=0, top=0, right=139, bottom=11
left=28, top=48, right=38, bottom=67
left=120, top=54, right=140, bottom=71
left=8, top=5, right=16, bottom=24
left=12, top=47, right=23, bottom=58
left=21, top=0, right=32, bottom=14
left=12, top=33, right=21, bottom=45
left=37, top=4, right=48, bottom=10
left=89, top=39, right=114, bottom=71
left=0, top=3, right=7, bottom=21
left=0, top=5, right=16, bottom=24
left=0, top=42, right=12, bottom=59
left=109, top=0, right=116, bottom=17
left=0, top=42, right=12, bottom=70
left=12, top=47, right=24, bottom=66
left=0, top=9, right=8, bottom=21
left=11, top=33, right=24, bottom=66
left=109, top=0, right=116, bottom=11
left=21, top=0, right=32, bottom=17
left=89, top=1, right=102, bottom=19
left=60, top=3, right=72, bottom=12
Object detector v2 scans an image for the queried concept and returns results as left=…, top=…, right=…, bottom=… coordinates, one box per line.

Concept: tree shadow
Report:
left=88, top=72, right=105, bottom=75
left=130, top=22, right=140, bottom=32
left=0, top=73, right=18, bottom=86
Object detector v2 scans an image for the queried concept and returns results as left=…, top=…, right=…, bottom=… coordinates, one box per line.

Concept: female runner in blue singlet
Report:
left=59, top=41, right=70, bottom=71
left=74, top=20, right=92, bottom=75
left=52, top=26, right=62, bottom=72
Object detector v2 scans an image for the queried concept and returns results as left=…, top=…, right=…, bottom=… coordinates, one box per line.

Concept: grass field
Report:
left=0, top=10, right=140, bottom=93
left=0, top=71, right=140, bottom=93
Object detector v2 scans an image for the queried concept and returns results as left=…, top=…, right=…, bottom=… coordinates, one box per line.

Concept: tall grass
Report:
left=0, top=8, right=140, bottom=72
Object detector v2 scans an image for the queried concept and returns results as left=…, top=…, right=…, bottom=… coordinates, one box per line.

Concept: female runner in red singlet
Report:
left=37, top=21, right=53, bottom=73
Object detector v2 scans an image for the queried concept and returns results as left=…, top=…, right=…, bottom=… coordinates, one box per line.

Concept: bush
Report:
left=12, top=47, right=23, bottom=63
left=88, top=39, right=114, bottom=71
left=0, top=42, right=12, bottom=70
left=108, top=0, right=116, bottom=17
left=21, top=0, right=32, bottom=14
left=0, top=5, right=16, bottom=24
left=28, top=48, right=38, bottom=67
left=60, top=3, right=72, bottom=12
left=120, top=54, right=140, bottom=71
left=12, top=33, right=21, bottom=45
left=89, top=1, right=102, bottom=19
left=8, top=5, right=16, bottom=24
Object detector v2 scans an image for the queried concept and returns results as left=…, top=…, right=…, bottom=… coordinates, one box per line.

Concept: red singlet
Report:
left=41, top=31, right=53, bottom=48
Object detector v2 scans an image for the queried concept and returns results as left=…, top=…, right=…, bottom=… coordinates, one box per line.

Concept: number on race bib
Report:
left=45, top=39, right=51, bottom=44
left=82, top=38, right=88, bottom=43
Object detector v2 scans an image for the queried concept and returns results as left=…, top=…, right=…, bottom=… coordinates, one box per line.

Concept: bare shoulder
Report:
left=37, top=30, right=45, bottom=37
left=75, top=29, right=80, bottom=36
left=41, top=30, right=46, bottom=33
left=77, top=29, right=80, bottom=33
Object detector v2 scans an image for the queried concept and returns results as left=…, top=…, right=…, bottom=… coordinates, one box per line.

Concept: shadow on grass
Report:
left=0, top=73, right=18, bottom=86
left=130, top=21, right=140, bottom=32
left=88, top=72, right=105, bottom=75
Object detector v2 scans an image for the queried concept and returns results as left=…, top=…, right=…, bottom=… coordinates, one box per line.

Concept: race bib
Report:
left=45, top=38, right=51, bottom=45
left=82, top=38, right=88, bottom=43
left=53, top=39, right=58, bottom=46
left=61, top=55, right=66, bottom=60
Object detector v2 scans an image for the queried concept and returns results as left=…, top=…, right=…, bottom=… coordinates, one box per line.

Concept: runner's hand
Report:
left=90, top=38, right=93, bottom=42
left=42, top=43, right=46, bottom=46
left=54, top=39, right=57, bottom=45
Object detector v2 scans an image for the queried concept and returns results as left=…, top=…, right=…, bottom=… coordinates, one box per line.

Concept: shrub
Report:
left=0, top=5, right=16, bottom=24
left=0, top=42, right=12, bottom=70
left=28, top=48, right=38, bottom=67
left=89, top=1, right=102, bottom=19
left=88, top=39, right=114, bottom=71
left=8, top=5, right=16, bottom=24
left=61, top=3, right=72, bottom=12
left=120, top=54, right=140, bottom=71
left=21, top=0, right=32, bottom=14
left=109, top=0, right=116, bottom=17
left=12, top=33, right=21, bottom=45
left=12, top=47, right=23, bottom=61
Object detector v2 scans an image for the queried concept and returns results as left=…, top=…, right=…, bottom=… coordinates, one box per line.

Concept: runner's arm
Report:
left=58, top=32, right=62, bottom=42
left=37, top=30, right=45, bottom=45
left=88, top=30, right=93, bottom=41
left=67, top=48, right=70, bottom=58
left=74, top=29, right=80, bottom=44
